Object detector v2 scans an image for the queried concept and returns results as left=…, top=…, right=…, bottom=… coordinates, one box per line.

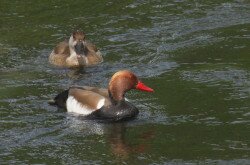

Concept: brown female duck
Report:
left=49, top=31, right=103, bottom=68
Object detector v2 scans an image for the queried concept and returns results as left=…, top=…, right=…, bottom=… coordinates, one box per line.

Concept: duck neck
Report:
left=108, top=89, right=125, bottom=105
left=69, top=44, right=88, bottom=57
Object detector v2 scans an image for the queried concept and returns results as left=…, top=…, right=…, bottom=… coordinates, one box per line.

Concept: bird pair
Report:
left=49, top=31, right=154, bottom=121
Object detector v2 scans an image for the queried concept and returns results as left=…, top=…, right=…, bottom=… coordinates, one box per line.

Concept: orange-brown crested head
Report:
left=108, top=70, right=154, bottom=101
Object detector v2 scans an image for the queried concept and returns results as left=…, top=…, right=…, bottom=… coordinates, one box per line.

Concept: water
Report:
left=1, top=0, right=250, bottom=164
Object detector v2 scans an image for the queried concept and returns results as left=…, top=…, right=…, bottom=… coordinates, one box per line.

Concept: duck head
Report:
left=69, top=31, right=87, bottom=56
left=108, top=70, right=154, bottom=103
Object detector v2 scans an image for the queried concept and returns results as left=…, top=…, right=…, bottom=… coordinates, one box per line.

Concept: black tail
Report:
left=48, top=90, right=69, bottom=109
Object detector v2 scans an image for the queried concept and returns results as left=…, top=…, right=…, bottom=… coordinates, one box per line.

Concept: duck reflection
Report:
left=66, top=68, right=86, bottom=79
left=64, top=115, right=155, bottom=160
left=105, top=122, right=155, bottom=159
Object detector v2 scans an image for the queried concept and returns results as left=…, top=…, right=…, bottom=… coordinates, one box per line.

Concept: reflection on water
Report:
left=65, top=117, right=155, bottom=160
left=0, top=0, right=250, bottom=164
left=61, top=116, right=154, bottom=163
left=107, top=123, right=155, bottom=161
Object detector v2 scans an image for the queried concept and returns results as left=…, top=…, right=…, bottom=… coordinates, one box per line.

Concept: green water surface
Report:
left=0, top=0, right=250, bottom=164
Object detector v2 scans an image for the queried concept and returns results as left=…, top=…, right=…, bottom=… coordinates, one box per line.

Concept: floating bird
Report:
left=49, top=31, right=103, bottom=68
left=49, top=70, right=154, bottom=121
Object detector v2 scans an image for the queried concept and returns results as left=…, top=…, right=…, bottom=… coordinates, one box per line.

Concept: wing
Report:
left=54, top=41, right=70, bottom=55
left=66, top=87, right=111, bottom=115
left=71, top=86, right=109, bottom=98
left=85, top=41, right=98, bottom=52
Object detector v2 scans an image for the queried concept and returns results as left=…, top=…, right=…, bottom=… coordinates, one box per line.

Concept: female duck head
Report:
left=69, top=31, right=87, bottom=56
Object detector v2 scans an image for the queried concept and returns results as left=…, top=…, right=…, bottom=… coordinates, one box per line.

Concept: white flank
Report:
left=66, top=96, right=94, bottom=115
left=96, top=98, right=105, bottom=109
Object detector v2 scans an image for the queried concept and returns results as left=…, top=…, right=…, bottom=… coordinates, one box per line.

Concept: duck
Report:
left=49, top=70, right=154, bottom=121
left=49, top=31, right=103, bottom=68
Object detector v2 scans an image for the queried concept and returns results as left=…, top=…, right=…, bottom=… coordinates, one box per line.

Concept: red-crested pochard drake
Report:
left=49, top=31, right=103, bottom=68
left=49, top=70, right=154, bottom=121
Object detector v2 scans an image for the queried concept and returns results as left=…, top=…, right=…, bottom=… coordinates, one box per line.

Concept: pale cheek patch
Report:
left=85, top=56, right=89, bottom=65
left=66, top=96, right=94, bottom=115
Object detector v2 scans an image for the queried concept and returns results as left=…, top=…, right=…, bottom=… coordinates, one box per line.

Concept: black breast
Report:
left=87, top=100, right=139, bottom=122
